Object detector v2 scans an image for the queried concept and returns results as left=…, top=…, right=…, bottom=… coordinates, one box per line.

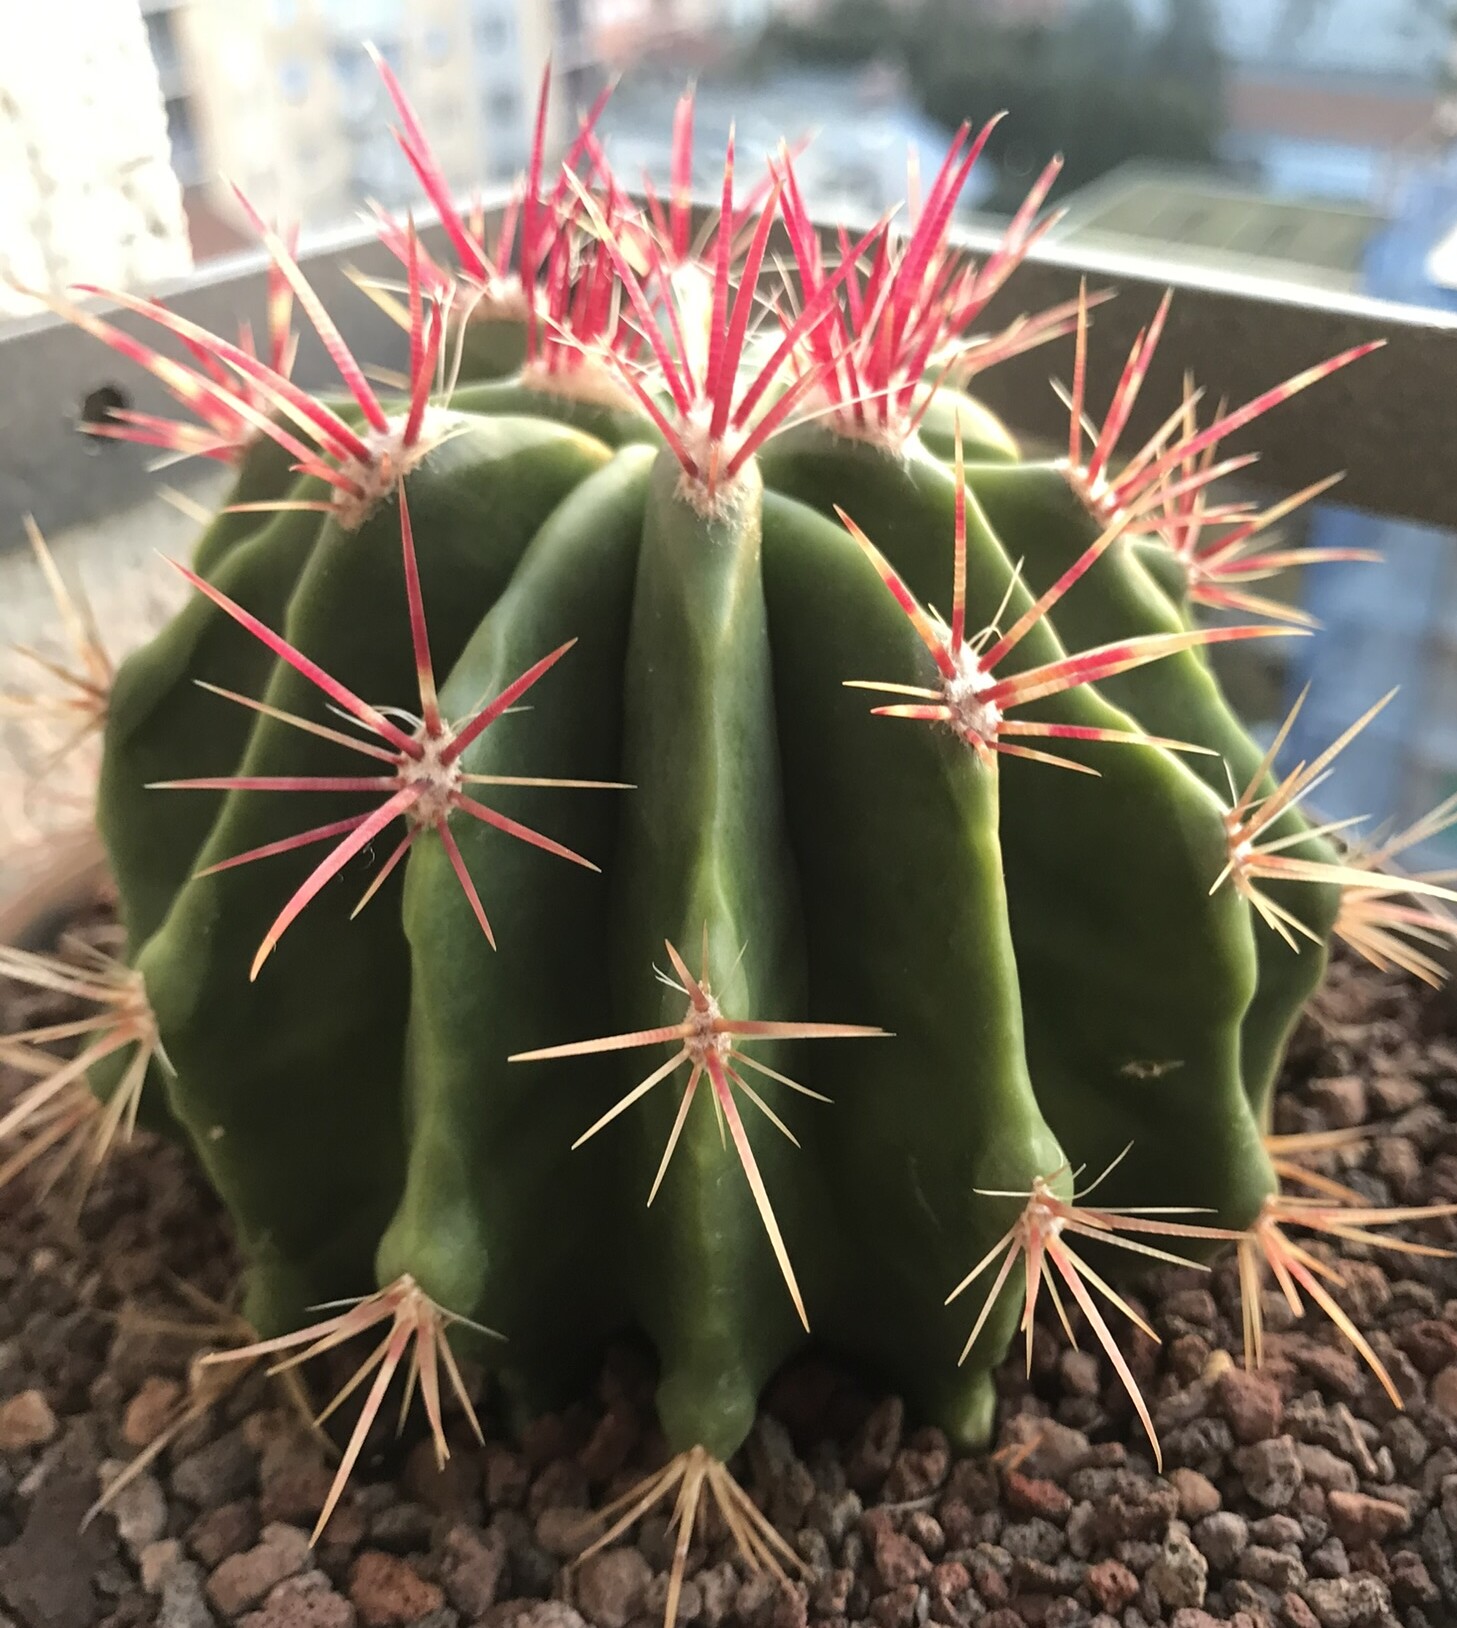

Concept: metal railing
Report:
left=4, top=200, right=1457, bottom=540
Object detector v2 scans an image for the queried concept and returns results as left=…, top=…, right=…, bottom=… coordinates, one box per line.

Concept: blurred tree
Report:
left=1059, top=0, right=1144, bottom=79
left=1153, top=0, right=1224, bottom=78
left=755, top=0, right=1229, bottom=213
left=754, top=0, right=911, bottom=69
left=915, top=0, right=1227, bottom=209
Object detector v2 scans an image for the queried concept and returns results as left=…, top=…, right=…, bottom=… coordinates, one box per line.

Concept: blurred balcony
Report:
left=3, top=193, right=1457, bottom=869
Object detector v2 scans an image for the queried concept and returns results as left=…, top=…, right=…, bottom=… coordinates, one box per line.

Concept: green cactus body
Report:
left=449, top=378, right=656, bottom=450
left=377, top=448, right=655, bottom=1414
left=761, top=433, right=1273, bottom=1229
left=963, top=460, right=1340, bottom=1122
left=97, top=394, right=1293, bottom=1443
left=133, top=418, right=610, bottom=1333
left=913, top=387, right=1021, bottom=464
left=14, top=80, right=1416, bottom=1575
left=760, top=486, right=1063, bottom=1446
left=457, top=314, right=529, bottom=383
left=101, top=503, right=325, bottom=949
left=190, top=434, right=306, bottom=576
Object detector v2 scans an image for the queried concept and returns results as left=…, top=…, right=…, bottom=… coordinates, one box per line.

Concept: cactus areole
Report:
left=13, top=61, right=1457, bottom=1601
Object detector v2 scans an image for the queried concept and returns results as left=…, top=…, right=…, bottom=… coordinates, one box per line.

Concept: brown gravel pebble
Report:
left=1087, top=1556, right=1140, bottom=1611
left=1282, top=1593, right=1322, bottom=1628
left=346, top=1549, right=445, bottom=1627
left=1306, top=1074, right=1367, bottom=1128
left=978, top=1610, right=1026, bottom=1628
left=258, top=1433, right=335, bottom=1527
left=120, top=1377, right=182, bottom=1449
left=533, top=1504, right=594, bottom=1560
left=239, top=1569, right=358, bottom=1628
left=187, top=1499, right=260, bottom=1568
left=871, top=1524, right=930, bottom=1588
left=402, top=1433, right=478, bottom=1516
left=1003, top=1468, right=1072, bottom=1522
left=173, top=1428, right=257, bottom=1510
left=439, top=1522, right=506, bottom=1617
left=1430, top=1363, right=1457, bottom=1420
left=206, top=1523, right=312, bottom=1617
left=0, top=1388, right=58, bottom=1451
left=1218, top=1367, right=1285, bottom=1443
left=574, top=1545, right=651, bottom=1628
left=1168, top=1467, right=1220, bottom=1520
left=1235, top=1435, right=1305, bottom=1509
left=1325, top=1489, right=1412, bottom=1545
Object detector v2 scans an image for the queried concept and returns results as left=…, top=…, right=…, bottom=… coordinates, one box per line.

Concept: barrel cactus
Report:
left=6, top=66, right=1457, bottom=1612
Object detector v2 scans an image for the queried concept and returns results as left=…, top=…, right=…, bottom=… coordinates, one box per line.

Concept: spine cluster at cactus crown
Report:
left=3, top=56, right=1457, bottom=1622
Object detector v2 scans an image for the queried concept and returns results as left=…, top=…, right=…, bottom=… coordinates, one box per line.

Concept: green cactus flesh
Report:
left=14, top=78, right=1436, bottom=1560
left=91, top=397, right=1299, bottom=1449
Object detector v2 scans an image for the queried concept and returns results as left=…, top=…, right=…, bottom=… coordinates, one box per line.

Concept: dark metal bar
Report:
left=0, top=217, right=457, bottom=543
left=4, top=201, right=1457, bottom=542
left=957, top=223, right=1457, bottom=533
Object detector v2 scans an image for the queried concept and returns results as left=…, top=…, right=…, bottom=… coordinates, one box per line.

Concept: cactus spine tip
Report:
left=1215, top=689, right=1457, bottom=950
left=0, top=517, right=113, bottom=775
left=779, top=118, right=1070, bottom=446
left=1062, top=284, right=1381, bottom=552
left=152, top=488, right=623, bottom=974
left=1157, top=388, right=1367, bottom=626
left=841, top=447, right=1292, bottom=771
left=0, top=939, right=164, bottom=1197
left=578, top=1444, right=807, bottom=1628
left=1237, top=1187, right=1457, bottom=1407
left=1330, top=795, right=1457, bottom=983
left=511, top=934, right=887, bottom=1333
left=201, top=1273, right=496, bottom=1545
left=947, top=1150, right=1241, bottom=1470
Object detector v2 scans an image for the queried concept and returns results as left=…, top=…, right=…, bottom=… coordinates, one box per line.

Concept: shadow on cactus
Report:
left=6, top=57, right=1457, bottom=1626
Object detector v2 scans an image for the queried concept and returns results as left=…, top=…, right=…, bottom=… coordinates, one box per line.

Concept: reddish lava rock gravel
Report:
left=1, top=921, right=1456, bottom=1628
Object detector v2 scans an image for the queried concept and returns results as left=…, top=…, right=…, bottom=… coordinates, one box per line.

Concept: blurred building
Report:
left=982, top=0, right=1069, bottom=20
left=585, top=0, right=818, bottom=67
left=1218, top=0, right=1446, bottom=77
left=1117, top=0, right=1446, bottom=78
left=1224, top=71, right=1437, bottom=202
left=141, top=0, right=582, bottom=246
left=1287, top=155, right=1457, bottom=863
left=1110, top=0, right=1447, bottom=205
left=592, top=62, right=976, bottom=219
left=1, top=1, right=191, bottom=315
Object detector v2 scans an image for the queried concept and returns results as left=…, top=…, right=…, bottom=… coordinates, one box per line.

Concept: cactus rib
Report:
left=512, top=934, right=886, bottom=1329
left=150, top=488, right=623, bottom=973
left=839, top=443, right=1291, bottom=771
